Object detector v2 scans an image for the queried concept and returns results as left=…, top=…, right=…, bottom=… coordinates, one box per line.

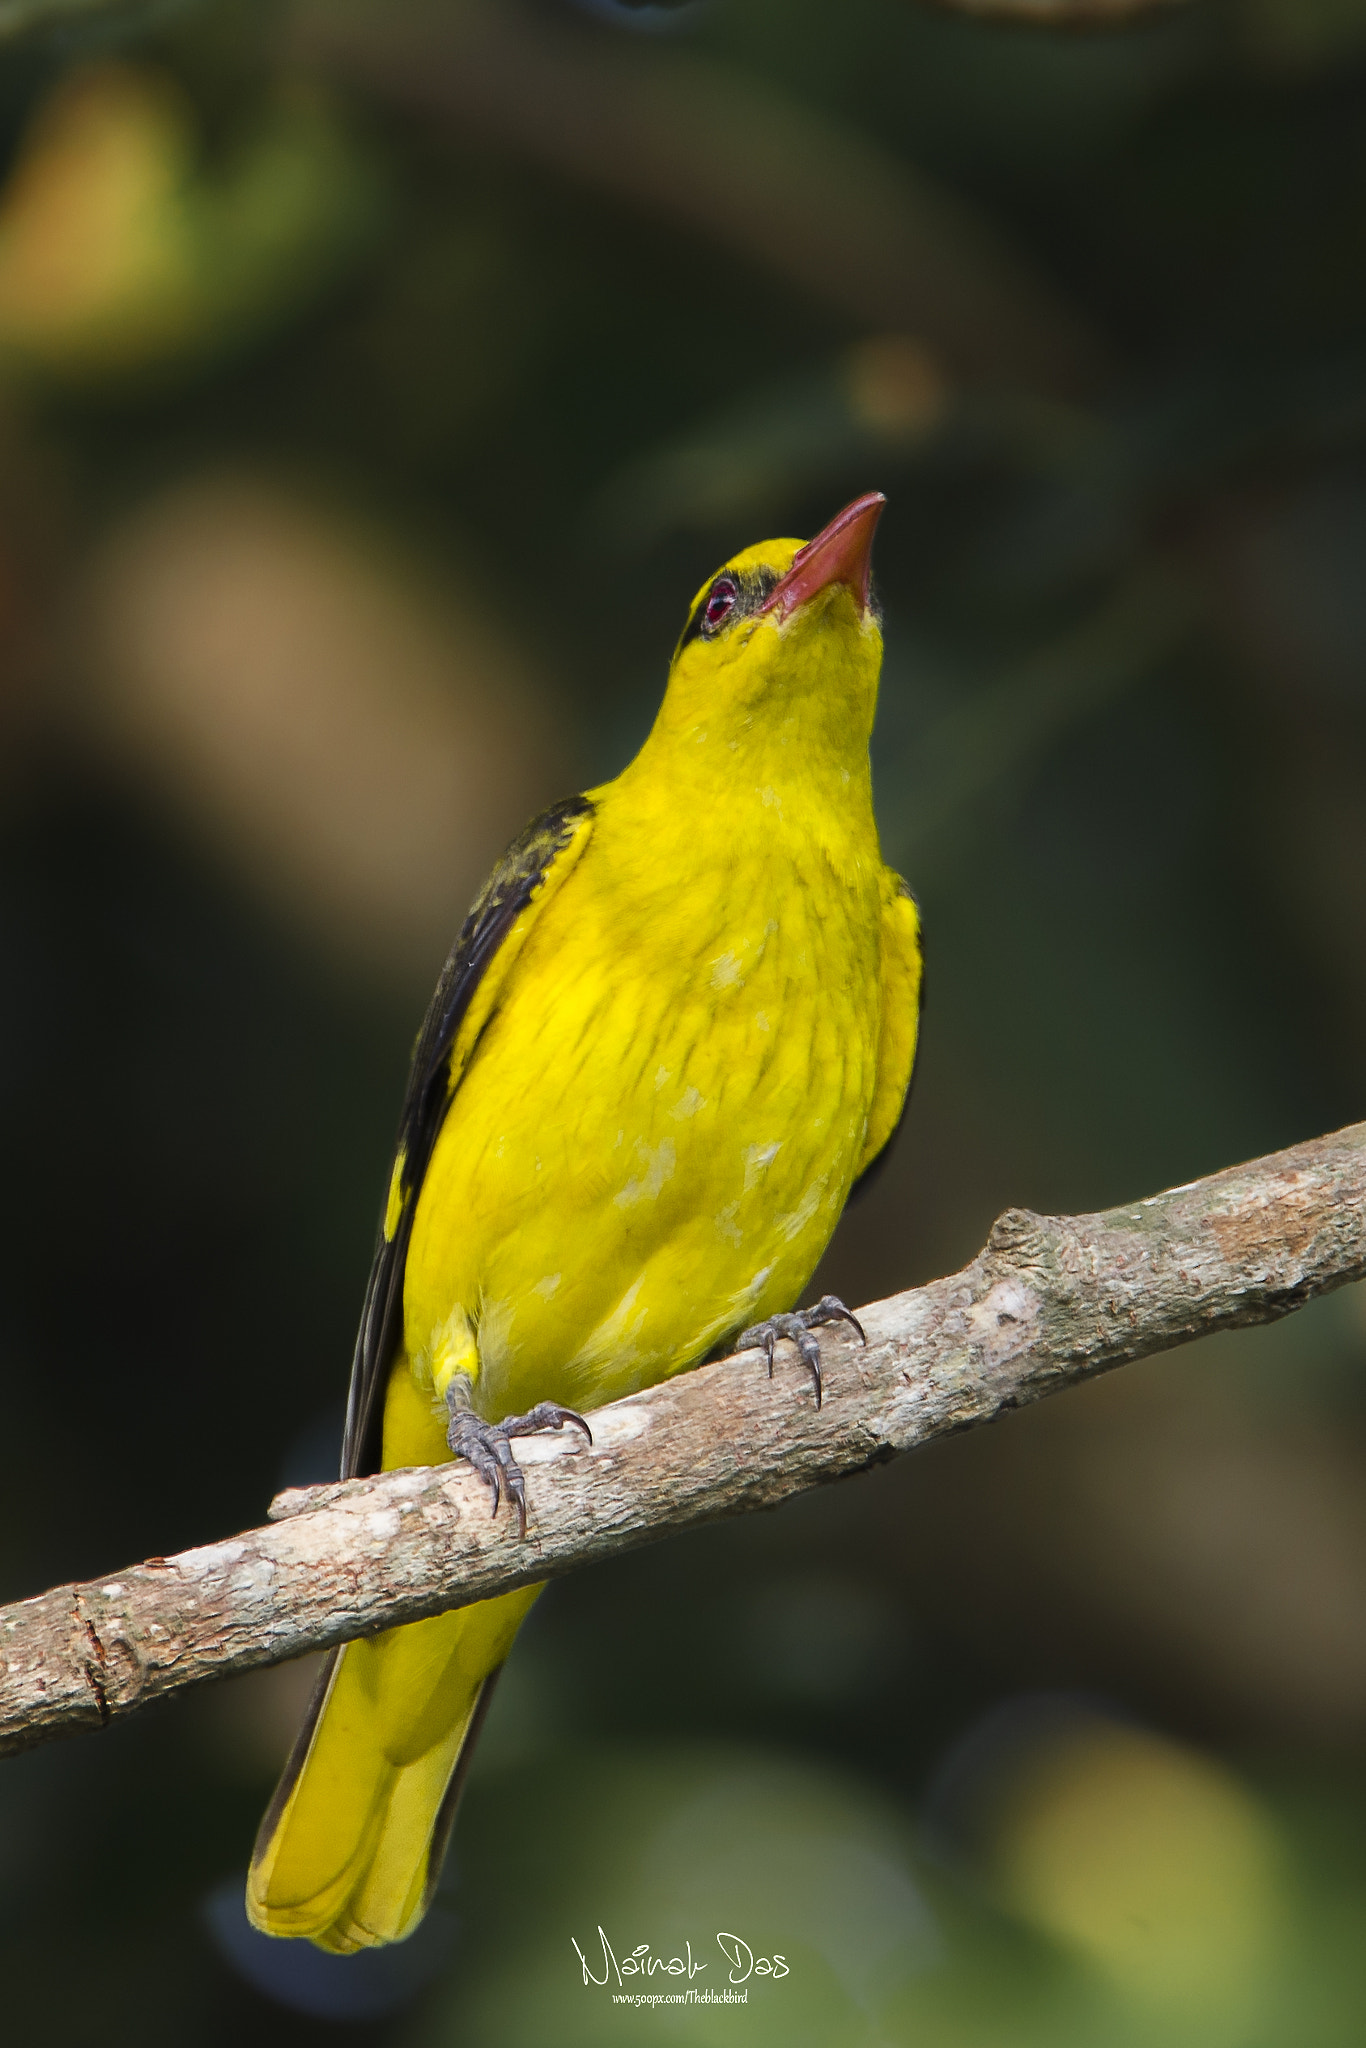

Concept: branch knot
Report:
left=985, top=1205, right=1052, bottom=1259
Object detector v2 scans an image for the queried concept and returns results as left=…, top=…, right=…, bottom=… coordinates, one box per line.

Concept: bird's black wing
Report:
left=340, top=794, right=595, bottom=1480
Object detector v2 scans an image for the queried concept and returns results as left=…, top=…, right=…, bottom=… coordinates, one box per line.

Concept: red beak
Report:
left=760, top=491, right=886, bottom=622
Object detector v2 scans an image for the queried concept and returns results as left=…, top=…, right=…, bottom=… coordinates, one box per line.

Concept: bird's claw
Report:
left=445, top=1399, right=592, bottom=1537
left=734, top=1294, right=866, bottom=1410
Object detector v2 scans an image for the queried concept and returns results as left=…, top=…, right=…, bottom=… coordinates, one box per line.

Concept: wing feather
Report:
left=341, top=795, right=596, bottom=1479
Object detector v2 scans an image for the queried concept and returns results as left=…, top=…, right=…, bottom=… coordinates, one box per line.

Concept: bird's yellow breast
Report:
left=249, top=500, right=912, bottom=1960
left=402, top=757, right=885, bottom=1424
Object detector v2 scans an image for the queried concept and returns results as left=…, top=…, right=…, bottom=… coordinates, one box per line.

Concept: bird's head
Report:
left=649, top=492, right=886, bottom=776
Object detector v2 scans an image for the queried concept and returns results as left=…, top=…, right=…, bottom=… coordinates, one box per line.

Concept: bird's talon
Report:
left=735, top=1294, right=862, bottom=1407
left=811, top=1293, right=867, bottom=1346
left=445, top=1396, right=592, bottom=1536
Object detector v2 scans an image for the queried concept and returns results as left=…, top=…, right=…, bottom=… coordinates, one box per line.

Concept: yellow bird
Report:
left=247, top=491, right=922, bottom=1952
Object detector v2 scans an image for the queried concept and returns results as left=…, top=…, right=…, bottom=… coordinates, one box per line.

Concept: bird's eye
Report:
left=703, top=576, right=739, bottom=633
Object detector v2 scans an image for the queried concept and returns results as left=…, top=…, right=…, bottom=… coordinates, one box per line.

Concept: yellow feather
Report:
left=248, top=507, right=921, bottom=1950
left=381, top=1150, right=406, bottom=1243
left=247, top=1356, right=540, bottom=1950
left=856, top=873, right=922, bottom=1180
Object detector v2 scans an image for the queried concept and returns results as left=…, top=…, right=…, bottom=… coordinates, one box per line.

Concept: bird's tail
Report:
left=246, top=1585, right=540, bottom=1952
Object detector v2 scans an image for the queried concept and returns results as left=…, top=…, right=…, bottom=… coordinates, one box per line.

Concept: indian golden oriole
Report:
left=247, top=490, right=922, bottom=1952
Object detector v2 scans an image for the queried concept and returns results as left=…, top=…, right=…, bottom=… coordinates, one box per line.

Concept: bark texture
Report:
left=3, top=1120, right=1364, bottom=1759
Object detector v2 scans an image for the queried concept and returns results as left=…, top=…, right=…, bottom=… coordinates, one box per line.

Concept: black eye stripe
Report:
left=674, top=565, right=780, bottom=656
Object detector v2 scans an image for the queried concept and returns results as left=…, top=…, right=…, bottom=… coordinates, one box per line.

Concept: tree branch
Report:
left=3, top=1120, right=1364, bottom=1760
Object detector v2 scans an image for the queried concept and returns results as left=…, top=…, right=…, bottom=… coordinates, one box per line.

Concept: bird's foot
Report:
left=445, top=1398, right=593, bottom=1537
left=734, top=1294, right=866, bottom=1410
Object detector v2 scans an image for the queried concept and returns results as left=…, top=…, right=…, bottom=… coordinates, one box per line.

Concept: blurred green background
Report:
left=1, top=0, right=1366, bottom=2040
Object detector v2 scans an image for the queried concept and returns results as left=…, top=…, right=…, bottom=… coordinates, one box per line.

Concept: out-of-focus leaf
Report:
left=986, top=1713, right=1284, bottom=2025
left=70, top=474, right=570, bottom=983
left=0, top=63, right=385, bottom=387
left=417, top=1744, right=941, bottom=2048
